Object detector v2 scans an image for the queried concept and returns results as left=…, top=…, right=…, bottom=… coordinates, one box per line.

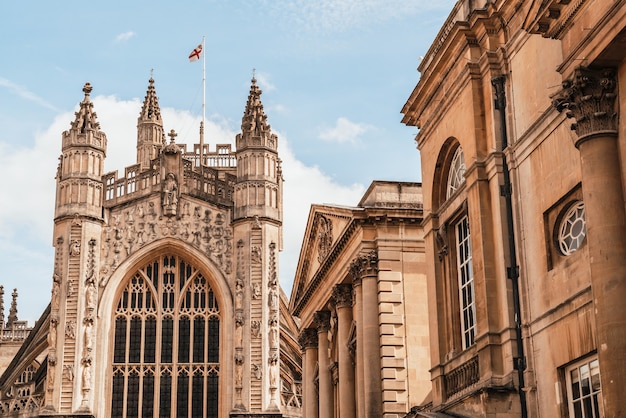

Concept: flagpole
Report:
left=200, top=35, right=206, bottom=167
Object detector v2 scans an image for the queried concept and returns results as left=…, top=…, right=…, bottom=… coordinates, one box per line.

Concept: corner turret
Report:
left=55, top=83, right=107, bottom=221
left=234, top=77, right=283, bottom=231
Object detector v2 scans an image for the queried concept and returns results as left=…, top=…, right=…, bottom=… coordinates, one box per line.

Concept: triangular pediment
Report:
left=289, top=204, right=356, bottom=308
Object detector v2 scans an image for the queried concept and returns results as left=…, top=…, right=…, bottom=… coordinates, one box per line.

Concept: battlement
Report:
left=103, top=145, right=237, bottom=207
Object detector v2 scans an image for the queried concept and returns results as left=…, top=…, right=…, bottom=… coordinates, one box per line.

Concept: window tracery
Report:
left=446, top=146, right=466, bottom=199
left=111, top=255, right=220, bottom=418
left=558, top=201, right=586, bottom=256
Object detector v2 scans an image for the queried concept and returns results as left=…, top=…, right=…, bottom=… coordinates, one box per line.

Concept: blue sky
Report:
left=0, top=0, right=454, bottom=323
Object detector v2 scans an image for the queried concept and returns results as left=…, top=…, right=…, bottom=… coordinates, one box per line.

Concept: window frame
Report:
left=564, top=355, right=603, bottom=418
left=454, top=214, right=476, bottom=350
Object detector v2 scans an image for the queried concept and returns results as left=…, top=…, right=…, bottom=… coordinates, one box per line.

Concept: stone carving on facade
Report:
left=235, top=311, right=244, bottom=347
left=252, top=363, right=262, bottom=380
left=66, top=279, right=75, bottom=298
left=99, top=198, right=233, bottom=287
left=252, top=282, right=261, bottom=299
left=63, top=365, right=74, bottom=382
left=251, top=245, right=262, bottom=264
left=552, top=67, right=618, bottom=143
left=268, top=315, right=279, bottom=349
left=251, top=320, right=261, bottom=338
left=435, top=225, right=449, bottom=260
left=69, top=239, right=81, bottom=257
left=65, top=320, right=76, bottom=339
left=269, top=352, right=279, bottom=387
left=162, top=173, right=179, bottom=217
left=316, top=215, right=333, bottom=263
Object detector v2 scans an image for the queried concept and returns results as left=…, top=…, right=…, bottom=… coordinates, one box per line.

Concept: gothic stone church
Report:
left=0, top=78, right=302, bottom=418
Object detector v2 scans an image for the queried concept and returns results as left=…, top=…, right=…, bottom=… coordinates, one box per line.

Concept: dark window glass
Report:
left=111, top=371, right=125, bottom=418
left=127, top=372, right=139, bottom=417
left=129, top=317, right=142, bottom=363
left=194, top=317, right=206, bottom=363
left=114, top=317, right=127, bottom=364
left=179, top=317, right=190, bottom=363
left=177, top=373, right=189, bottom=417
left=159, top=373, right=171, bottom=418
left=208, top=317, right=220, bottom=363
left=192, top=373, right=204, bottom=417
left=161, top=317, right=173, bottom=363
left=144, top=317, right=156, bottom=363
left=142, top=373, right=154, bottom=418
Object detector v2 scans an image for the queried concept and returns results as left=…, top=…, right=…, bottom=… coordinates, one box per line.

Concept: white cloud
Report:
left=115, top=31, right=136, bottom=42
left=0, top=95, right=364, bottom=321
left=319, top=117, right=370, bottom=144
left=0, top=77, right=60, bottom=111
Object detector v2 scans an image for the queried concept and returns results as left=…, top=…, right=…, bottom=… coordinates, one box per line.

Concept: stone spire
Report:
left=137, top=77, right=165, bottom=169
left=237, top=76, right=277, bottom=150
left=6, top=288, right=17, bottom=328
left=0, top=285, right=4, bottom=328
left=69, top=83, right=101, bottom=135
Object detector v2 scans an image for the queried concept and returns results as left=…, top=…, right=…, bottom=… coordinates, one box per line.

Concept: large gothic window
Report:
left=111, top=255, right=220, bottom=418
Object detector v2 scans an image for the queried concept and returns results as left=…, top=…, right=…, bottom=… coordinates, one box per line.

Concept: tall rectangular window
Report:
left=566, top=356, right=603, bottom=418
left=456, top=215, right=476, bottom=349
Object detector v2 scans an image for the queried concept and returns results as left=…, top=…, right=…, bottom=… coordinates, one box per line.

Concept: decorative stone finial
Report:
left=7, top=288, right=18, bottom=327
left=83, top=82, right=93, bottom=96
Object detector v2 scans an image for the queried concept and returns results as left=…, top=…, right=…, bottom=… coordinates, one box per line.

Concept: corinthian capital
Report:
left=349, top=250, right=379, bottom=282
left=313, top=310, right=331, bottom=333
left=298, top=328, right=318, bottom=350
left=552, top=67, right=618, bottom=146
left=332, top=283, right=353, bottom=308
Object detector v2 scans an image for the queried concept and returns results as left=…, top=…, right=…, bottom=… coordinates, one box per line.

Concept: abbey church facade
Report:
left=0, top=77, right=302, bottom=418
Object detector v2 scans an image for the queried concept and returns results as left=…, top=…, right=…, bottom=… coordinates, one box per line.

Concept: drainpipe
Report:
left=491, top=75, right=528, bottom=418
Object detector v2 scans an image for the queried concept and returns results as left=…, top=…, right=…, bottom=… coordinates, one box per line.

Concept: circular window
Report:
left=558, top=201, right=586, bottom=255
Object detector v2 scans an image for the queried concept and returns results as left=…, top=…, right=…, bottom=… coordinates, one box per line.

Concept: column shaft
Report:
left=361, top=275, right=382, bottom=416
left=336, top=305, right=356, bottom=418
left=578, top=134, right=626, bottom=416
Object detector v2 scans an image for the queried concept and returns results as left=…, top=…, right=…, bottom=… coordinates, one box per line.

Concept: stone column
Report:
left=299, top=328, right=319, bottom=418
left=553, top=67, right=626, bottom=417
left=351, top=277, right=365, bottom=417
left=351, top=251, right=382, bottom=417
left=332, top=283, right=356, bottom=418
left=313, top=311, right=333, bottom=418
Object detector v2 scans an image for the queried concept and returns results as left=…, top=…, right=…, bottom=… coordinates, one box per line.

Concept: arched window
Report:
left=111, top=255, right=220, bottom=418
left=557, top=201, right=586, bottom=256
left=446, top=146, right=466, bottom=199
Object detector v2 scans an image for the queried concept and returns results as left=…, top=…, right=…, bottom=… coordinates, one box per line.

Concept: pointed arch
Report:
left=94, top=238, right=234, bottom=418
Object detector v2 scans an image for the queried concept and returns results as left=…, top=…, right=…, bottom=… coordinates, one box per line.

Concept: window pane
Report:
left=179, top=317, right=191, bottom=363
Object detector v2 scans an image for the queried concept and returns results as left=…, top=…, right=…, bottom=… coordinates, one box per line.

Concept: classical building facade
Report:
left=289, top=181, right=431, bottom=418
left=402, top=0, right=626, bottom=417
left=0, top=77, right=302, bottom=418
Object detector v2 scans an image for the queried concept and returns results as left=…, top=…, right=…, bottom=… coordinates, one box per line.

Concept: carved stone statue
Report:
left=162, top=173, right=179, bottom=216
